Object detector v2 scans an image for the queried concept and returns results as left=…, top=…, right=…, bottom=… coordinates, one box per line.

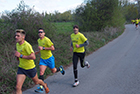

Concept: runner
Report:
left=139, top=18, right=140, bottom=25
left=131, top=19, right=135, bottom=24
left=35, top=28, right=65, bottom=93
left=14, top=29, right=49, bottom=94
left=135, top=18, right=139, bottom=29
left=70, top=25, right=90, bottom=87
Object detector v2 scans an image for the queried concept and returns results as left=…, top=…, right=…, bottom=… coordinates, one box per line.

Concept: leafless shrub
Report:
left=103, top=26, right=121, bottom=36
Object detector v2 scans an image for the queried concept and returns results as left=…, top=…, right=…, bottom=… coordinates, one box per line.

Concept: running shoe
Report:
left=45, top=83, right=50, bottom=94
left=73, top=80, right=79, bottom=87
left=35, top=86, right=43, bottom=93
left=59, top=65, right=65, bottom=75
left=84, top=61, right=90, bottom=68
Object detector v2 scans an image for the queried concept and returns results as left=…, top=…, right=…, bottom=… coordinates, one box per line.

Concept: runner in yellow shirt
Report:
left=70, top=25, right=90, bottom=87
left=135, top=18, right=139, bottom=29
left=15, top=29, right=49, bottom=94
left=35, top=28, right=65, bottom=93
left=131, top=20, right=135, bottom=24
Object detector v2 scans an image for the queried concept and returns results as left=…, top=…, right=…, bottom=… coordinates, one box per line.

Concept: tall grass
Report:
left=0, top=22, right=124, bottom=94
left=54, top=22, right=74, bottom=34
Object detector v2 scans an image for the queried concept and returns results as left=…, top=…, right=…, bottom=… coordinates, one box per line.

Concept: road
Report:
left=23, top=24, right=140, bottom=94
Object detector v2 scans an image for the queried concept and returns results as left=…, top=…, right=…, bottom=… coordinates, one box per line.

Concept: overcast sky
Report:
left=0, top=0, right=85, bottom=14
left=0, top=0, right=137, bottom=14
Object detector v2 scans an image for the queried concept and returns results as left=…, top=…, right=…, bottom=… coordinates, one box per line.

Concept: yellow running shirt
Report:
left=16, top=41, right=35, bottom=70
left=37, top=36, right=53, bottom=59
left=71, top=32, right=87, bottom=53
left=131, top=20, right=135, bottom=23
left=135, top=19, right=139, bottom=24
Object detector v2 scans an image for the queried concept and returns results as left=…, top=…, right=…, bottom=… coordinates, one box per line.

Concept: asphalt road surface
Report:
left=23, top=24, right=140, bottom=94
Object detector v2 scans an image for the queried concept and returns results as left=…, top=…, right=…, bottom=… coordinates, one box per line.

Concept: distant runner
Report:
left=135, top=18, right=139, bottom=29
left=131, top=20, right=135, bottom=24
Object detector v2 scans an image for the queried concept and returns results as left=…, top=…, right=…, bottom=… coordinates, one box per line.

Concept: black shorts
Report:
left=17, top=67, right=37, bottom=78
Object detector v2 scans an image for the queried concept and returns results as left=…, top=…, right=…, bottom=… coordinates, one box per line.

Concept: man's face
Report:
left=73, top=27, right=79, bottom=34
left=15, top=33, right=24, bottom=43
left=38, top=29, right=45, bottom=38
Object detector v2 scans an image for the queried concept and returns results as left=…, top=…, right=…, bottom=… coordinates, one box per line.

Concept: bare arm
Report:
left=35, top=50, right=40, bottom=55
left=38, top=45, right=55, bottom=51
left=23, top=53, right=36, bottom=60
left=15, top=51, right=36, bottom=60
left=45, top=45, right=55, bottom=50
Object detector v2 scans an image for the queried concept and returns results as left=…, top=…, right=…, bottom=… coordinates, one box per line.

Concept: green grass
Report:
left=54, top=22, right=75, bottom=34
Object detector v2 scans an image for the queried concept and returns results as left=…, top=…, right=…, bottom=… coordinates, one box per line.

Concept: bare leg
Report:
left=39, top=65, right=47, bottom=76
left=32, top=74, right=48, bottom=89
left=16, top=74, right=26, bottom=94
left=51, top=68, right=57, bottom=73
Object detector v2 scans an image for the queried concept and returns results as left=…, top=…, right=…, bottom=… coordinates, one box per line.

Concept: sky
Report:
left=0, top=0, right=84, bottom=14
left=0, top=0, right=137, bottom=14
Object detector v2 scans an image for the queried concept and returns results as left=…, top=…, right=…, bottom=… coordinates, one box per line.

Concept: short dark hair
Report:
left=73, top=25, right=79, bottom=29
left=15, top=29, right=26, bottom=35
left=38, top=28, right=44, bottom=31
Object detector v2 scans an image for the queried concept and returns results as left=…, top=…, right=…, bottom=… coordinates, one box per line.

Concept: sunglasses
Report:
left=16, top=30, right=25, bottom=34
left=38, top=31, right=44, bottom=33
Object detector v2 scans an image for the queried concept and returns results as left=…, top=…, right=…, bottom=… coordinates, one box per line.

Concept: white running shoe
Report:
left=73, top=80, right=79, bottom=87
left=84, top=61, right=90, bottom=68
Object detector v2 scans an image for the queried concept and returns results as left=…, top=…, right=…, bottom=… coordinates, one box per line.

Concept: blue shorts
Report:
left=39, top=55, right=55, bottom=69
left=17, top=67, right=37, bottom=78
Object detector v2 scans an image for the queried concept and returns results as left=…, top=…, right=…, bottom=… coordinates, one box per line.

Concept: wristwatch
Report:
left=20, top=54, right=23, bottom=58
left=43, top=47, right=45, bottom=50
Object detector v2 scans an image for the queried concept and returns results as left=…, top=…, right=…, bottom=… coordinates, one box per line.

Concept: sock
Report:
left=56, top=67, right=60, bottom=72
left=75, top=79, right=78, bottom=82
left=39, top=75, right=44, bottom=88
left=39, top=75, right=44, bottom=81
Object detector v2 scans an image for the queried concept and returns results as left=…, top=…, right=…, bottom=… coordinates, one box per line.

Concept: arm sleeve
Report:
left=71, top=42, right=73, bottom=47
left=79, top=40, right=89, bottom=47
